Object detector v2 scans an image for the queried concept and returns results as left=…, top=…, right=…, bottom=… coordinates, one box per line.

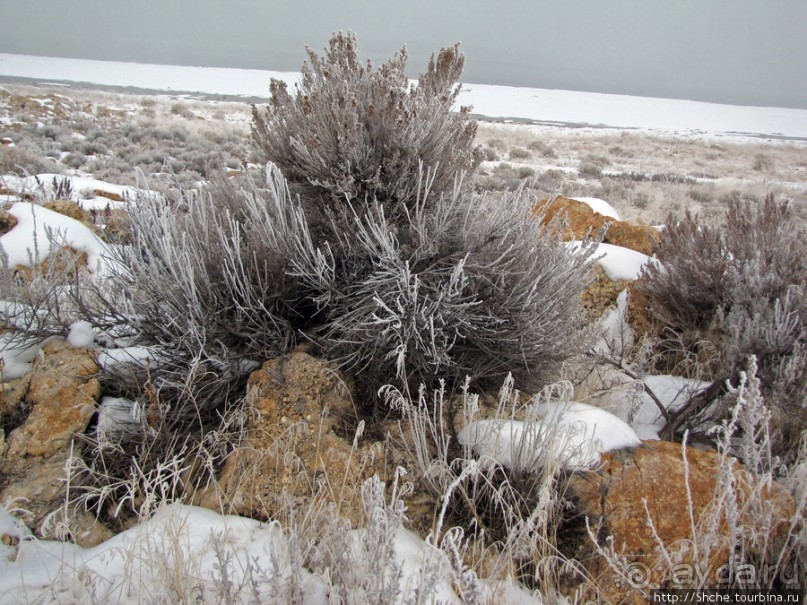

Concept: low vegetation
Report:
left=636, top=197, right=807, bottom=461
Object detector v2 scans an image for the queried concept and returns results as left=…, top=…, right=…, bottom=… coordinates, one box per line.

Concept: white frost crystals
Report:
left=458, top=398, right=641, bottom=471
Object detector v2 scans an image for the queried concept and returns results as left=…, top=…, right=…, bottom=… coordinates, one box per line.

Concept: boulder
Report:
left=0, top=340, right=109, bottom=546
left=582, top=265, right=629, bottom=319
left=196, top=351, right=389, bottom=527
left=4, top=340, right=100, bottom=458
left=565, top=440, right=796, bottom=601
left=537, top=196, right=660, bottom=256
left=0, top=452, right=113, bottom=547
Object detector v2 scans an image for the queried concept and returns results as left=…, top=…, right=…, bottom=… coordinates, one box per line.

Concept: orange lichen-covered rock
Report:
left=5, top=340, right=100, bottom=458
left=0, top=340, right=110, bottom=546
left=536, top=196, right=660, bottom=256
left=566, top=440, right=796, bottom=602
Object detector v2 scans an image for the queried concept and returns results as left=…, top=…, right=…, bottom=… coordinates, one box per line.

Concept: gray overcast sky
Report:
left=1, top=0, right=805, bottom=108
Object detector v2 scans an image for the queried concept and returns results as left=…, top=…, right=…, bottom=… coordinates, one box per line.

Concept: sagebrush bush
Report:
left=251, top=32, right=593, bottom=399
left=508, top=147, right=531, bottom=161
left=290, top=173, right=597, bottom=396
left=58, top=168, right=308, bottom=521
left=637, top=196, right=807, bottom=456
left=0, top=144, right=56, bottom=175
left=251, top=31, right=481, bottom=225
left=88, top=167, right=306, bottom=413
left=577, top=161, right=603, bottom=179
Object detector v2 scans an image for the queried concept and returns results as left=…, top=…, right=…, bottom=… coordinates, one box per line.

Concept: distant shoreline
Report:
left=0, top=74, right=270, bottom=104
left=2, top=54, right=807, bottom=141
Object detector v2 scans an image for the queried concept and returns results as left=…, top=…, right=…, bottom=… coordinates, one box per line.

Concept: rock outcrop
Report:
left=4, top=340, right=99, bottom=458
left=0, top=340, right=111, bottom=546
left=537, top=196, right=660, bottom=256
left=196, top=351, right=392, bottom=527
left=565, top=440, right=796, bottom=602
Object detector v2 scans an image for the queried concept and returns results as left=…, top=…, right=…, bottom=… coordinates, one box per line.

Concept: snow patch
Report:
left=0, top=202, right=111, bottom=274
left=97, top=346, right=155, bottom=370
left=571, top=196, right=621, bottom=221
left=458, top=400, right=641, bottom=470
left=96, top=396, right=140, bottom=440
left=66, top=320, right=95, bottom=348
left=0, top=332, right=40, bottom=380
left=594, top=242, right=654, bottom=282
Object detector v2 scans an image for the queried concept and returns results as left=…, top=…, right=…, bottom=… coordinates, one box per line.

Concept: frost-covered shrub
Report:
left=637, top=196, right=807, bottom=454
left=91, top=166, right=306, bottom=412
left=0, top=144, right=54, bottom=175
left=291, top=174, right=597, bottom=396
left=723, top=291, right=807, bottom=451
left=508, top=147, right=531, bottom=161
left=577, top=161, right=603, bottom=179
left=252, top=32, right=592, bottom=398
left=640, top=196, right=804, bottom=334
left=528, top=139, right=557, bottom=158
left=475, top=163, right=526, bottom=192
left=251, top=32, right=481, bottom=222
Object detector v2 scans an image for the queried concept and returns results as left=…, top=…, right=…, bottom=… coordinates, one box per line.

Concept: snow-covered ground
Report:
left=2, top=53, right=806, bottom=138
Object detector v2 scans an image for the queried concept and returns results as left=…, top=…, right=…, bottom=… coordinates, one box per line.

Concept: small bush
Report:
left=608, top=145, right=631, bottom=158
left=170, top=102, right=195, bottom=119
left=0, top=145, right=54, bottom=175
left=528, top=139, right=557, bottom=158
left=637, top=196, right=807, bottom=456
left=61, top=151, right=87, bottom=170
left=633, top=192, right=652, bottom=210
left=577, top=161, right=602, bottom=179
left=582, top=153, right=610, bottom=168
left=753, top=153, right=774, bottom=172
left=687, top=185, right=715, bottom=204
left=475, top=163, right=522, bottom=192
left=482, top=146, right=499, bottom=161
left=718, top=190, right=760, bottom=206
left=517, top=166, right=535, bottom=179
left=508, top=147, right=531, bottom=161
left=535, top=168, right=566, bottom=192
